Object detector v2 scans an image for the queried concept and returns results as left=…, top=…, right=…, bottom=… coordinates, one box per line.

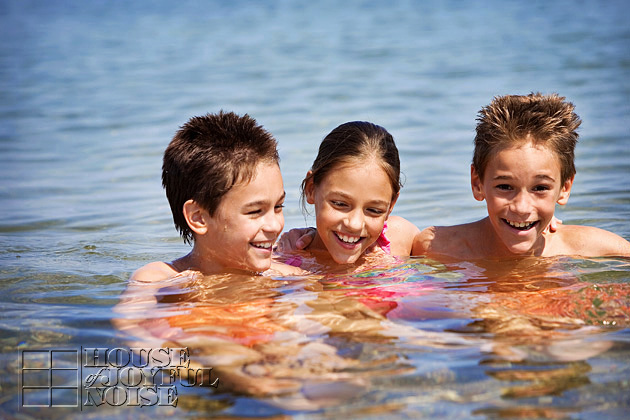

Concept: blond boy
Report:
left=412, top=93, right=630, bottom=259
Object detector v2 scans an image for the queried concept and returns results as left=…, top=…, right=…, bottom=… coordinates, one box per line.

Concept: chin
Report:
left=247, top=259, right=271, bottom=273
left=331, top=253, right=361, bottom=265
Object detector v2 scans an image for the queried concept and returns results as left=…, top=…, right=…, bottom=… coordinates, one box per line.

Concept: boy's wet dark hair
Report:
left=473, top=92, right=581, bottom=184
left=300, top=121, right=401, bottom=212
left=162, top=111, right=279, bottom=244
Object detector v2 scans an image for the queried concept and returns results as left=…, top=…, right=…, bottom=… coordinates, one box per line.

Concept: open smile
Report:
left=334, top=231, right=364, bottom=247
left=251, top=241, right=274, bottom=250
left=503, top=218, right=539, bottom=231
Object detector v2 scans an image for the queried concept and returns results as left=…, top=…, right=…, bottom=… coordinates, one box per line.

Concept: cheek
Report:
left=316, top=211, right=335, bottom=231
left=231, top=218, right=259, bottom=237
left=274, top=212, right=285, bottom=231
left=541, top=198, right=558, bottom=214
left=484, top=195, right=501, bottom=209
left=366, top=217, right=386, bottom=235
left=317, top=203, right=337, bottom=219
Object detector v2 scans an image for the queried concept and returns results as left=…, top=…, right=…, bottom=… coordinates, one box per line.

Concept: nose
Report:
left=344, top=208, right=364, bottom=232
left=510, top=190, right=532, bottom=215
left=263, top=210, right=284, bottom=234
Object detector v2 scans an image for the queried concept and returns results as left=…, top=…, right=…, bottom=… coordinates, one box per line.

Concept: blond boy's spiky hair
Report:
left=473, top=93, right=581, bottom=184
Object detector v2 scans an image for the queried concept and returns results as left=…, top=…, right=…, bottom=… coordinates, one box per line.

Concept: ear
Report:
left=556, top=175, right=574, bottom=205
left=182, top=199, right=209, bottom=235
left=386, top=192, right=399, bottom=218
left=470, top=165, right=485, bottom=201
left=304, top=171, right=316, bottom=204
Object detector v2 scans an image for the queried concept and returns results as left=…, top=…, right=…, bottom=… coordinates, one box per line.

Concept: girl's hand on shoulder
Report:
left=545, top=216, right=563, bottom=234
left=275, top=227, right=316, bottom=251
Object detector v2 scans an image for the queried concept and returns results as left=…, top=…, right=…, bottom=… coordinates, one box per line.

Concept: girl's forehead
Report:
left=323, top=159, right=393, bottom=186
left=316, top=160, right=395, bottom=200
left=323, top=159, right=387, bottom=182
left=335, top=155, right=382, bottom=170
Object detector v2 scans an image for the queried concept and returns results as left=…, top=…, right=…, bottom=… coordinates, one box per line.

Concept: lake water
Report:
left=1, top=0, right=629, bottom=418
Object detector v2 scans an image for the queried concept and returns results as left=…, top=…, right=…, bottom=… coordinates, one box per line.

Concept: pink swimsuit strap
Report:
left=376, top=221, right=391, bottom=254
left=284, top=255, right=303, bottom=267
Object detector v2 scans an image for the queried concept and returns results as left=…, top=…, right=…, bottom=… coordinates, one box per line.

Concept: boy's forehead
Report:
left=489, top=142, right=562, bottom=171
left=491, top=139, right=560, bottom=159
left=231, top=160, right=280, bottom=185
left=219, top=162, right=283, bottom=204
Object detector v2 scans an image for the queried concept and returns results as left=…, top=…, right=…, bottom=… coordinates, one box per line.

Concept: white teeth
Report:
left=507, top=220, right=533, bottom=228
left=337, top=233, right=360, bottom=244
left=252, top=241, right=273, bottom=249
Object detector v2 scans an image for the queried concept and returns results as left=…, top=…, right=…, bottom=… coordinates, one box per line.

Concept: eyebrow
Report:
left=243, top=191, right=286, bottom=208
left=329, top=191, right=390, bottom=207
left=492, top=175, right=556, bottom=182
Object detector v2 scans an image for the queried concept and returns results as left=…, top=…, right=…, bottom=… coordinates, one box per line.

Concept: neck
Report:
left=174, top=247, right=261, bottom=276
left=478, top=217, right=546, bottom=259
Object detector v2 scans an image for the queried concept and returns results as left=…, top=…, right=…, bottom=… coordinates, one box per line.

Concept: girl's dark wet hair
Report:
left=162, top=111, right=279, bottom=245
left=300, top=121, right=401, bottom=212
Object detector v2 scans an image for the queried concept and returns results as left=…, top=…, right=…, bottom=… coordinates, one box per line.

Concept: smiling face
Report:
left=471, top=142, right=573, bottom=255
left=193, top=161, right=286, bottom=273
left=305, top=158, right=397, bottom=265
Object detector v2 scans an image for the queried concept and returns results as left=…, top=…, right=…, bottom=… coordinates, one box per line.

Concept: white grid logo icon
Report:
left=20, top=349, right=80, bottom=408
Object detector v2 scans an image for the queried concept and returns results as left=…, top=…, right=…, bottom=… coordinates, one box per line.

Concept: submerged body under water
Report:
left=2, top=248, right=629, bottom=418
left=99, top=254, right=630, bottom=418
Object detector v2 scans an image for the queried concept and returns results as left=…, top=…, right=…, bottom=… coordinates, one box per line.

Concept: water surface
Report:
left=1, top=1, right=629, bottom=418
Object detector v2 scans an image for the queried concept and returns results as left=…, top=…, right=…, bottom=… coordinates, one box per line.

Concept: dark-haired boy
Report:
left=132, top=111, right=302, bottom=281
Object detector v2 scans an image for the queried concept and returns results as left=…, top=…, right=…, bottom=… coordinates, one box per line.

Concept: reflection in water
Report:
left=114, top=260, right=464, bottom=409
left=441, top=257, right=630, bottom=418
left=113, top=256, right=630, bottom=414
left=487, top=361, right=591, bottom=398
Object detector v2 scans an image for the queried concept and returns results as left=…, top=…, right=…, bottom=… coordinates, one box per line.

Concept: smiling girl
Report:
left=277, top=121, right=420, bottom=271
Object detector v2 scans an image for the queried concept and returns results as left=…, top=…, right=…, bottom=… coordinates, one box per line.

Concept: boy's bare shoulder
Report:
left=130, top=261, right=178, bottom=282
left=552, top=224, right=630, bottom=257
left=412, top=222, right=479, bottom=258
